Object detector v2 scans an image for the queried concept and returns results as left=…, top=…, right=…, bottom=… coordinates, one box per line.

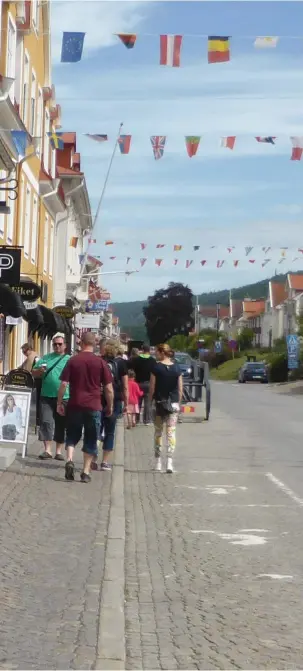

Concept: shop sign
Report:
left=85, top=300, right=108, bottom=312
left=53, top=305, right=74, bottom=319
left=4, top=369, right=33, bottom=388
left=0, top=247, right=21, bottom=285
left=11, top=280, right=41, bottom=301
left=75, top=313, right=100, bottom=329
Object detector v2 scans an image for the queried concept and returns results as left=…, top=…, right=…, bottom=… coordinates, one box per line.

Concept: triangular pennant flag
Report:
left=155, top=259, right=163, bottom=266
left=279, top=258, right=286, bottom=264
left=193, top=246, right=200, bottom=251
left=221, top=136, right=236, bottom=150
left=150, top=136, right=166, bottom=160
left=233, top=260, right=239, bottom=267
left=292, top=257, right=299, bottom=263
left=61, top=32, right=85, bottom=63
left=109, top=256, right=116, bottom=260
left=262, top=246, right=271, bottom=253
left=140, top=243, right=147, bottom=250
left=298, top=249, right=303, bottom=254
left=160, top=35, right=182, bottom=67
left=86, top=134, right=108, bottom=143
left=185, top=136, right=201, bottom=158
left=249, top=259, right=256, bottom=264
left=201, top=260, right=207, bottom=266
left=255, top=137, right=276, bottom=144
left=186, top=260, right=193, bottom=269
left=117, top=33, right=136, bottom=49
left=262, top=259, right=270, bottom=267
left=290, top=137, right=303, bottom=161
left=174, top=245, right=182, bottom=251
left=105, top=241, right=113, bottom=245
left=174, top=259, right=178, bottom=266
left=156, top=244, right=165, bottom=248
left=227, top=247, right=234, bottom=253
left=280, top=248, right=287, bottom=257
left=217, top=260, right=224, bottom=268
left=87, top=255, right=103, bottom=267
left=88, top=238, right=96, bottom=243
left=126, top=257, right=131, bottom=264
left=118, top=135, right=131, bottom=154
left=69, top=237, right=78, bottom=248
left=79, top=254, right=85, bottom=264
left=10, top=130, right=28, bottom=157
left=245, top=246, right=253, bottom=256
left=140, top=258, right=147, bottom=267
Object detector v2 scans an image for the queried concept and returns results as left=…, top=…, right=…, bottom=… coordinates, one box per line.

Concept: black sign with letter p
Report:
left=0, top=247, right=21, bottom=284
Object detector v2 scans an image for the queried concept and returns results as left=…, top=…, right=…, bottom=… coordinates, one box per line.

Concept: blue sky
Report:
left=51, top=1, right=303, bottom=301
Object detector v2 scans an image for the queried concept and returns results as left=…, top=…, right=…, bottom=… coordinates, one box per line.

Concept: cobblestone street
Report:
left=0, top=435, right=111, bottom=671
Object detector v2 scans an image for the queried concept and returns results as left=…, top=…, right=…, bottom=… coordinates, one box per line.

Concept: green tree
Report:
left=237, top=327, right=254, bottom=350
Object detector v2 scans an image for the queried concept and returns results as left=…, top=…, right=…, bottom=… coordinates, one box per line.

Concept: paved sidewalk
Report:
left=124, top=409, right=303, bottom=670
left=0, top=431, right=114, bottom=670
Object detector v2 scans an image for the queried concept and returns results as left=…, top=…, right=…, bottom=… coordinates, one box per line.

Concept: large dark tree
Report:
left=143, top=282, right=194, bottom=345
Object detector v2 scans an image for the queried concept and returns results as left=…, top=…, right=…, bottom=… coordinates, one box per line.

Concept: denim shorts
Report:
left=66, top=409, right=101, bottom=456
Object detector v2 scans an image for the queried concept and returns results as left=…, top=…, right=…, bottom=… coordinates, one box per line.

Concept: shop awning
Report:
left=26, top=305, right=44, bottom=334
left=0, top=284, right=27, bottom=318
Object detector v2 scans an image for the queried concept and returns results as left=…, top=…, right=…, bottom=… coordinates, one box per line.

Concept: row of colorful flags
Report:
left=82, top=241, right=303, bottom=255
left=60, top=32, right=285, bottom=65
left=77, top=257, right=300, bottom=269
left=79, top=134, right=303, bottom=160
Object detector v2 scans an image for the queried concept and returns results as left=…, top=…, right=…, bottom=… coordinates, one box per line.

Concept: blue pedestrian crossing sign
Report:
left=286, top=334, right=300, bottom=369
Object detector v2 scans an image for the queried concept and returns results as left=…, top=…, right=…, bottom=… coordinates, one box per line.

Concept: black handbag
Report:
left=155, top=398, right=174, bottom=417
left=2, top=424, right=17, bottom=440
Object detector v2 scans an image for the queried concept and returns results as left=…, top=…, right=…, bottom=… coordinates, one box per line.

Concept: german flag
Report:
left=208, top=36, right=230, bottom=64
left=117, top=33, right=136, bottom=49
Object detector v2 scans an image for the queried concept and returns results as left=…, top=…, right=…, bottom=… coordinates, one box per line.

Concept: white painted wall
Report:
left=53, top=211, right=68, bottom=306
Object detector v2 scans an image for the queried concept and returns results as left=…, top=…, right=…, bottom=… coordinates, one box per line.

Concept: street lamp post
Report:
left=216, top=302, right=220, bottom=337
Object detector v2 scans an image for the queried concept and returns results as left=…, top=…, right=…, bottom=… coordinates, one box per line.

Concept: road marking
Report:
left=190, top=529, right=269, bottom=546
left=256, top=574, right=294, bottom=580
left=266, top=472, right=303, bottom=507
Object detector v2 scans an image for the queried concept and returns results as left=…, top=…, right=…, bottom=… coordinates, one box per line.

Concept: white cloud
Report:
left=51, top=0, right=151, bottom=61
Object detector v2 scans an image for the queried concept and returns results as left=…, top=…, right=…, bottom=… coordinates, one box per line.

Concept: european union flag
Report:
left=61, top=32, right=85, bottom=63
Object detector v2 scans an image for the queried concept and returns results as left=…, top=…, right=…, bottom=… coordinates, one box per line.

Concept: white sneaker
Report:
left=155, top=457, right=162, bottom=472
left=166, top=457, right=173, bottom=474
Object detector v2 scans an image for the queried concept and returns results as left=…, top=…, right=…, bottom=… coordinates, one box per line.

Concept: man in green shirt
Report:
left=33, top=333, right=70, bottom=460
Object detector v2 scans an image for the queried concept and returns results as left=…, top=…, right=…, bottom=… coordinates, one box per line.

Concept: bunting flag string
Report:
left=59, top=31, right=303, bottom=68
left=93, top=256, right=303, bottom=269
left=95, top=241, right=303, bottom=253
left=80, top=133, right=303, bottom=160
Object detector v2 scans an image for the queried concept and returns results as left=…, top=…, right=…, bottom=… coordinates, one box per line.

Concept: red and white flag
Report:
left=155, top=258, right=163, bottom=266
left=290, top=137, right=303, bottom=161
left=221, top=136, right=236, bottom=150
left=160, top=35, right=182, bottom=67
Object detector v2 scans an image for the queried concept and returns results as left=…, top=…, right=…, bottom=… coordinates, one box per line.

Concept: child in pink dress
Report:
left=127, top=370, right=143, bottom=428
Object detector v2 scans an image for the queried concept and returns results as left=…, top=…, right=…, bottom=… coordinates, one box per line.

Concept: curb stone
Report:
left=95, top=421, right=125, bottom=670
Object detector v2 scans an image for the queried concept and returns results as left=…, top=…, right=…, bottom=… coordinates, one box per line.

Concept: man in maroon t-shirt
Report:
left=57, top=332, right=113, bottom=483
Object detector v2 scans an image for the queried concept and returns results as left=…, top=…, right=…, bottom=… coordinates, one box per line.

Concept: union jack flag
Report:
left=150, top=136, right=166, bottom=160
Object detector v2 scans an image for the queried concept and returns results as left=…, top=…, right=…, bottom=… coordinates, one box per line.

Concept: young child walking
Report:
left=127, top=370, right=143, bottom=428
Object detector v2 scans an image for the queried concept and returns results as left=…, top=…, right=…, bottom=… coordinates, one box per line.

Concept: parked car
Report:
left=174, top=352, right=194, bottom=379
left=238, top=361, right=269, bottom=383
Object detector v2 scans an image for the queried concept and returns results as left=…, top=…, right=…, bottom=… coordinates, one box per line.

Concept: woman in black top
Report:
left=149, top=343, right=183, bottom=474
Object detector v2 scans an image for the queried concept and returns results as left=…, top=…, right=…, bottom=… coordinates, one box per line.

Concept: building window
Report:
left=18, top=177, right=25, bottom=245
left=6, top=14, right=17, bottom=101
left=30, top=70, right=36, bottom=136
left=43, top=109, right=50, bottom=173
left=6, top=196, right=15, bottom=244
left=36, top=88, right=43, bottom=156
left=43, top=216, right=49, bottom=274
left=32, top=0, right=39, bottom=32
left=22, top=52, right=30, bottom=127
left=24, top=185, right=32, bottom=258
left=49, top=223, right=54, bottom=278
left=31, top=196, right=38, bottom=264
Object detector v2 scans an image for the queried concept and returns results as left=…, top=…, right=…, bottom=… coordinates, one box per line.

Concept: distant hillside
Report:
left=111, top=273, right=294, bottom=336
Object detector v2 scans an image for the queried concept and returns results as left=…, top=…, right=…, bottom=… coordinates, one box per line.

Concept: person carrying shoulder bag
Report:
left=32, top=333, right=70, bottom=460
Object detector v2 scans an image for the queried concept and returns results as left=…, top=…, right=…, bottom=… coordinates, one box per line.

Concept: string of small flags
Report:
left=60, top=32, right=297, bottom=65
left=80, top=257, right=302, bottom=269
left=83, top=134, right=303, bottom=160
left=82, top=241, right=303, bottom=254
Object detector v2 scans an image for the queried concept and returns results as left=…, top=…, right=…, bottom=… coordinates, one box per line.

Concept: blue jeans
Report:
left=103, top=400, right=122, bottom=452
left=66, top=409, right=101, bottom=457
